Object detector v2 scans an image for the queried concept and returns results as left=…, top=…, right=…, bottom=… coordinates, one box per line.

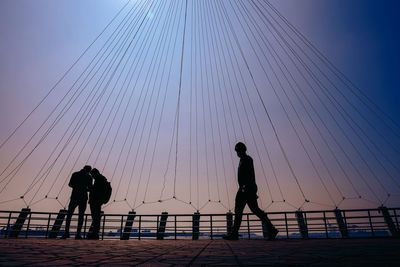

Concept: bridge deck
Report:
left=1, top=238, right=399, bottom=266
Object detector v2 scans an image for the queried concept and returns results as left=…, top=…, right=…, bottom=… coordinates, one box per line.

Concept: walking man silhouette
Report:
left=86, top=168, right=108, bottom=240
left=224, top=142, right=278, bottom=240
left=61, top=165, right=92, bottom=239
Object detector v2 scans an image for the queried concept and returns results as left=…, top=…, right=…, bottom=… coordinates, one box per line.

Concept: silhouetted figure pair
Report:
left=62, top=166, right=111, bottom=240
left=223, top=142, right=278, bottom=240
left=61, top=165, right=92, bottom=239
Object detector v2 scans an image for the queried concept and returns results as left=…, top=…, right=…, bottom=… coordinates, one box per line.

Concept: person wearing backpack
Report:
left=86, top=168, right=111, bottom=240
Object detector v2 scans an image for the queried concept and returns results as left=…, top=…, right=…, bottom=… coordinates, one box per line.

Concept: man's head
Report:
left=235, top=142, right=247, bottom=158
left=91, top=168, right=100, bottom=178
left=83, top=165, right=92, bottom=173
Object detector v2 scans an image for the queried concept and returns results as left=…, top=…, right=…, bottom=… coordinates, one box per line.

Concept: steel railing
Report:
left=0, top=208, right=399, bottom=240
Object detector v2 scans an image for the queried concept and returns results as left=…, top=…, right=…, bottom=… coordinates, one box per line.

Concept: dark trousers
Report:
left=65, top=197, right=87, bottom=235
left=89, top=202, right=102, bottom=237
left=233, top=190, right=274, bottom=234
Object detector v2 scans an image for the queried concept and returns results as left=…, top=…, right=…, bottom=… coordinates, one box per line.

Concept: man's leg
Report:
left=87, top=202, right=95, bottom=238
left=232, top=191, right=247, bottom=235
left=92, top=204, right=101, bottom=237
left=247, top=198, right=278, bottom=239
left=224, top=191, right=246, bottom=240
left=62, top=199, right=78, bottom=238
left=76, top=199, right=87, bottom=238
left=87, top=203, right=100, bottom=239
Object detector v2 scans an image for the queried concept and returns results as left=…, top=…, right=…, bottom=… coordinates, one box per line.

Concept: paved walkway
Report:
left=0, top=238, right=399, bottom=266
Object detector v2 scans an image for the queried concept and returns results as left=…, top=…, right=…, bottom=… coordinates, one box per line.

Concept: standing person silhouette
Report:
left=61, top=165, right=93, bottom=239
left=224, top=142, right=278, bottom=240
left=86, top=168, right=108, bottom=240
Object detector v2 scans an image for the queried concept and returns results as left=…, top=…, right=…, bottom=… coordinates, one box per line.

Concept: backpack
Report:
left=101, top=179, right=112, bottom=204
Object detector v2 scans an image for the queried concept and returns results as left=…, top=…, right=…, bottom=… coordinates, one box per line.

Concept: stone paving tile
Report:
left=0, top=238, right=399, bottom=266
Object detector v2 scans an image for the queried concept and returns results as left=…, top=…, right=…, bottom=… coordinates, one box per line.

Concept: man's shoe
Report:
left=75, top=234, right=83, bottom=240
left=223, top=233, right=239, bottom=240
left=267, top=227, right=279, bottom=240
left=60, top=232, right=70, bottom=239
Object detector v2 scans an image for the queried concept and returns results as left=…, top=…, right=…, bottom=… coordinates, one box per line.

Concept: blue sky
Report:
left=275, top=0, right=400, bottom=114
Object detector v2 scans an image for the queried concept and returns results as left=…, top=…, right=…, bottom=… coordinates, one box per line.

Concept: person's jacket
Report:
left=89, top=175, right=107, bottom=205
left=68, top=169, right=92, bottom=200
left=238, top=155, right=257, bottom=194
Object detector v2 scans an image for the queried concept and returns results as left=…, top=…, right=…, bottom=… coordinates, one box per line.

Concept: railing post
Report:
left=120, top=215, right=124, bottom=240
left=101, top=212, right=105, bottom=240
left=174, top=215, right=177, bottom=240
left=45, top=213, right=51, bottom=238
left=5, top=212, right=12, bottom=238
left=157, top=212, right=168, bottom=240
left=323, top=211, right=328, bottom=238
left=284, top=213, right=289, bottom=239
left=9, top=208, right=31, bottom=238
left=25, top=212, right=32, bottom=238
left=121, top=211, right=136, bottom=240
left=210, top=215, right=213, bottom=240
left=83, top=214, right=88, bottom=238
left=156, top=215, right=159, bottom=238
left=48, top=209, right=67, bottom=238
left=394, top=209, right=399, bottom=229
left=334, top=209, right=348, bottom=238
left=192, top=212, right=200, bottom=240
left=138, top=216, right=142, bottom=240
left=226, top=212, right=233, bottom=235
left=379, top=206, right=399, bottom=237
left=368, top=210, right=375, bottom=237
left=295, top=210, right=308, bottom=239
left=247, top=214, right=251, bottom=239
left=261, top=213, right=270, bottom=239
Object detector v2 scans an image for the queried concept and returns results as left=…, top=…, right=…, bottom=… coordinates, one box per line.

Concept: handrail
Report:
left=1, top=207, right=399, bottom=216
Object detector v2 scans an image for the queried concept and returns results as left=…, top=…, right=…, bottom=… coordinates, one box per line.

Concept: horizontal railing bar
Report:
left=2, top=207, right=399, bottom=217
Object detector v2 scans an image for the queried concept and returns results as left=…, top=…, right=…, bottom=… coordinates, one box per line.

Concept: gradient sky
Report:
left=0, top=0, right=399, bottom=214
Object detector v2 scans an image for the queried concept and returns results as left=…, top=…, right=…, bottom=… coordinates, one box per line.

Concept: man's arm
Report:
left=68, top=173, right=76, bottom=188
left=243, top=156, right=256, bottom=188
left=249, top=157, right=255, bottom=184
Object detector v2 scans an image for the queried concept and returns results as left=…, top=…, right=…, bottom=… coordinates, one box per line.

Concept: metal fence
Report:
left=0, top=207, right=399, bottom=240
